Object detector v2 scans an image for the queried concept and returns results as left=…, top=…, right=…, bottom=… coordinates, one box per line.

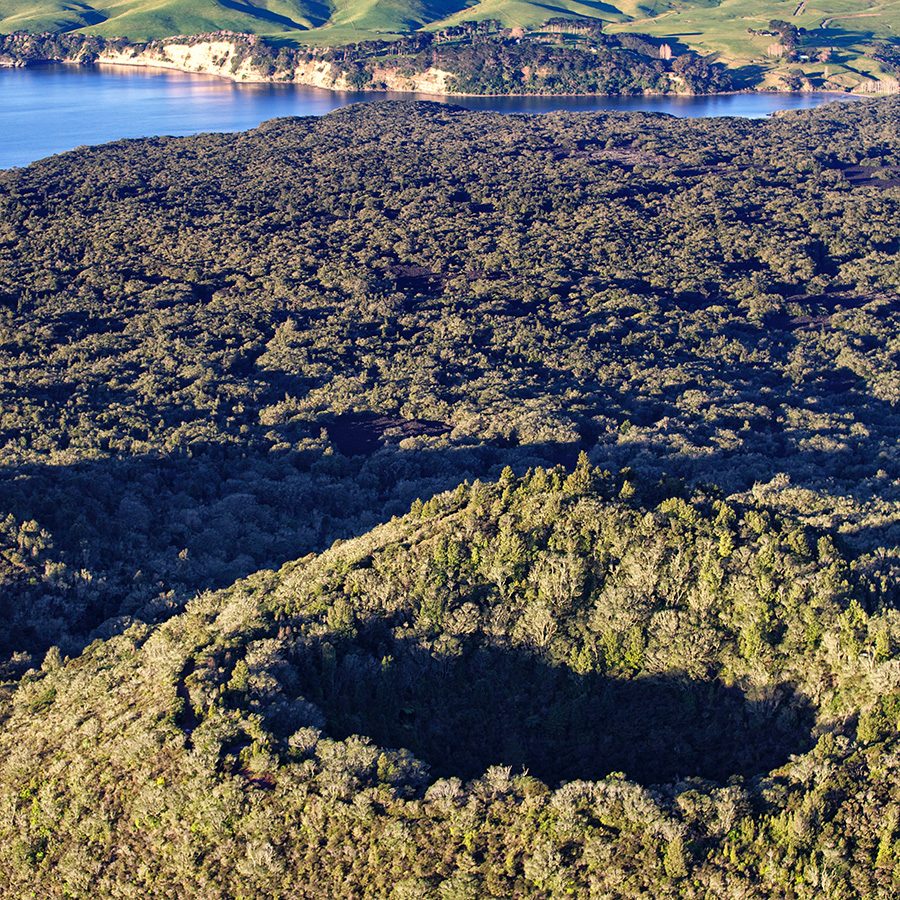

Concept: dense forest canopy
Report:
left=0, top=98, right=898, bottom=895
left=1, top=98, right=898, bottom=672
left=0, top=466, right=898, bottom=895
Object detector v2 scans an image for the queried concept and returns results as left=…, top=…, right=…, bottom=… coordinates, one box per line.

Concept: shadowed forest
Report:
left=1, top=100, right=898, bottom=674
left=294, top=637, right=816, bottom=784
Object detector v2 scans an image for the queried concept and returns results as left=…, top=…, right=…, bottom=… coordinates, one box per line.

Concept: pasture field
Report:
left=0, top=2, right=896, bottom=90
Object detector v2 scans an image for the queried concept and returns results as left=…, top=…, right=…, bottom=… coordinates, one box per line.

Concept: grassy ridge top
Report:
left=0, top=0, right=478, bottom=42
left=1, top=0, right=898, bottom=49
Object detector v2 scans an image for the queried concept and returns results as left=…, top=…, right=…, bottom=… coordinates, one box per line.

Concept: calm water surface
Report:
left=0, top=64, right=862, bottom=169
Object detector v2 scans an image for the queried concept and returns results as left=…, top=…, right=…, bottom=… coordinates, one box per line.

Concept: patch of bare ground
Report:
left=325, top=413, right=450, bottom=456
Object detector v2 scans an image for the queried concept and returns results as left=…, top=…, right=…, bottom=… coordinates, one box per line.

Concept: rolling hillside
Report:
left=608, top=0, right=900, bottom=88
left=0, top=0, right=895, bottom=46
left=0, top=0, right=898, bottom=87
left=0, top=0, right=477, bottom=41
left=0, top=0, right=332, bottom=36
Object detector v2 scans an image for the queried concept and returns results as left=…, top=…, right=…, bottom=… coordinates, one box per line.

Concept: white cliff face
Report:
left=4, top=31, right=899, bottom=95
left=92, top=39, right=456, bottom=93
left=96, top=41, right=283, bottom=83
left=288, top=59, right=353, bottom=89
left=370, top=65, right=455, bottom=94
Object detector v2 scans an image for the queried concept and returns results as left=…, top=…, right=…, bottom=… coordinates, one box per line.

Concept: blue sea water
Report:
left=0, top=63, right=863, bottom=168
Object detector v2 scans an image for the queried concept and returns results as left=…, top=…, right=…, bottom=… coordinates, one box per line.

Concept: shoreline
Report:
left=7, top=58, right=878, bottom=100
left=2, top=28, right=897, bottom=98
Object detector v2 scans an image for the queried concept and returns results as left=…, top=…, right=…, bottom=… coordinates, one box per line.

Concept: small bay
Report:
left=1, top=63, right=862, bottom=168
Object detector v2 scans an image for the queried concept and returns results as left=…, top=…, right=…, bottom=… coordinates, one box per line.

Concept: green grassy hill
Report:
left=311, top=0, right=477, bottom=44
left=0, top=0, right=326, bottom=36
left=1, top=0, right=898, bottom=86
left=0, top=0, right=479, bottom=40
left=0, top=0, right=896, bottom=47
left=610, top=0, right=900, bottom=88
left=431, top=1, right=900, bottom=89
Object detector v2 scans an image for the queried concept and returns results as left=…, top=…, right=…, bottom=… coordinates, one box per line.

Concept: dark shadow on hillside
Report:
left=1, top=376, right=897, bottom=674
left=218, top=0, right=315, bottom=31
left=0, top=437, right=582, bottom=669
left=325, top=412, right=450, bottom=456
left=2, top=278, right=898, bottom=668
left=807, top=26, right=876, bottom=49
left=536, top=1, right=622, bottom=18
left=60, top=5, right=108, bottom=28
left=287, top=634, right=816, bottom=786
left=729, top=63, right=768, bottom=91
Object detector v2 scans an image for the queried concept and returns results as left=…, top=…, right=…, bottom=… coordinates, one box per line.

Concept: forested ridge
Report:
left=1, top=468, right=898, bottom=895
left=0, top=98, right=898, bottom=895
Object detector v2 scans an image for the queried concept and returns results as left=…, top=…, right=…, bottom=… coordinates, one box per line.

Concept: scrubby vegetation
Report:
left=0, top=98, right=898, bottom=894
left=0, top=467, right=898, bottom=896
left=1, top=98, right=898, bottom=673
left=383, top=32, right=730, bottom=94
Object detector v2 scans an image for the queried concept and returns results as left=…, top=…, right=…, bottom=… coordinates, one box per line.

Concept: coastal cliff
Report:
left=2, top=29, right=896, bottom=95
left=0, top=30, right=734, bottom=96
left=94, top=40, right=353, bottom=89
left=91, top=39, right=458, bottom=94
